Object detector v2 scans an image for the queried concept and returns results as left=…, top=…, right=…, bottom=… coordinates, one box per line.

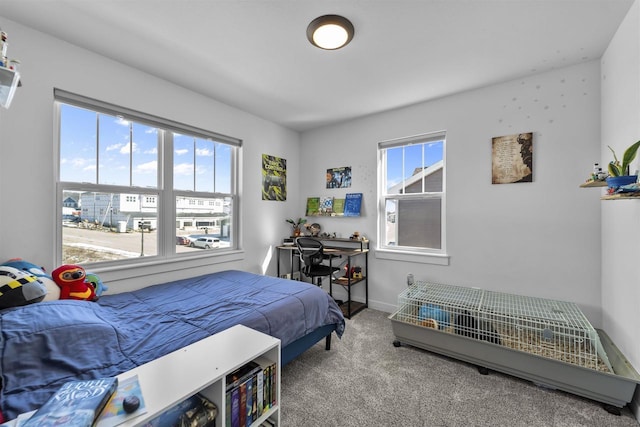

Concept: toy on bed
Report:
left=85, top=272, right=108, bottom=297
left=1, top=258, right=60, bottom=301
left=51, top=264, right=97, bottom=301
left=0, top=265, right=47, bottom=309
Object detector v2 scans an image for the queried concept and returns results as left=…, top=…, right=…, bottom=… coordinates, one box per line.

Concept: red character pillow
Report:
left=51, top=264, right=96, bottom=301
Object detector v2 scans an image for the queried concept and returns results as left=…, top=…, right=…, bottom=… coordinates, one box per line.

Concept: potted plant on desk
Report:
left=606, top=140, right=640, bottom=190
left=286, top=217, right=307, bottom=237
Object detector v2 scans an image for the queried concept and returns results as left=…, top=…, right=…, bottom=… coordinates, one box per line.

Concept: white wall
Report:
left=601, top=0, right=640, bottom=414
left=301, top=61, right=604, bottom=324
left=0, top=17, right=301, bottom=290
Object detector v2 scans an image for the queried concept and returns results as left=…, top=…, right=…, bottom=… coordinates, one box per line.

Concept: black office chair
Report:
left=295, top=237, right=340, bottom=287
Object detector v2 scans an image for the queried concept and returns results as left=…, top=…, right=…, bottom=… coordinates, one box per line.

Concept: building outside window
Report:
left=56, top=90, right=240, bottom=266
left=378, top=131, right=445, bottom=254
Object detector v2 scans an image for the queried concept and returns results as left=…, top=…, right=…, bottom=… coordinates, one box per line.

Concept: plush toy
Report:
left=0, top=266, right=47, bottom=309
left=2, top=258, right=61, bottom=301
left=51, top=264, right=96, bottom=301
left=85, top=272, right=108, bottom=298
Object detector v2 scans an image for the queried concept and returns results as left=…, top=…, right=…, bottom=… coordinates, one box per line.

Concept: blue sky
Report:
left=385, top=140, right=443, bottom=191
left=60, top=104, right=231, bottom=193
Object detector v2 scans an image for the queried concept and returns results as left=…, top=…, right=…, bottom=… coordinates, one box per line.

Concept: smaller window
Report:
left=378, top=132, right=446, bottom=253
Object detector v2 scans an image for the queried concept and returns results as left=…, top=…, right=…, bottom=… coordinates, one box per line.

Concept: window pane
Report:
left=176, top=196, right=232, bottom=253
left=60, top=105, right=97, bottom=183
left=385, top=141, right=444, bottom=194
left=174, top=134, right=194, bottom=191
left=99, top=114, right=131, bottom=186
left=214, top=142, right=232, bottom=194
left=195, top=138, right=214, bottom=192
left=132, top=123, right=159, bottom=188
left=395, top=198, right=442, bottom=249
left=62, top=190, right=158, bottom=264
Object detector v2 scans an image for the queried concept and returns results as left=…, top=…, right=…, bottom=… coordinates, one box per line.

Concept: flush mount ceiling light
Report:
left=307, top=15, right=354, bottom=50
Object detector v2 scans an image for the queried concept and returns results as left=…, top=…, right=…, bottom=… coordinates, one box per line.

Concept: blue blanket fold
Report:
left=0, top=270, right=345, bottom=419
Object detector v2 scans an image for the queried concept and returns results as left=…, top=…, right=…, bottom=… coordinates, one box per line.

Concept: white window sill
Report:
left=375, top=248, right=450, bottom=266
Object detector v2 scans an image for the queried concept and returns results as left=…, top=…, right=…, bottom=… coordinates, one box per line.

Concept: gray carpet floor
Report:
left=280, top=308, right=639, bottom=427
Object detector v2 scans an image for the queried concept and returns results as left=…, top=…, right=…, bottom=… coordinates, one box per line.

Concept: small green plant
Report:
left=286, top=217, right=306, bottom=236
left=286, top=217, right=307, bottom=228
left=608, top=140, right=640, bottom=176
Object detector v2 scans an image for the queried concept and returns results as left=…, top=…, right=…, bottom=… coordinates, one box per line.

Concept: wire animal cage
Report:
left=393, top=282, right=613, bottom=373
left=390, top=281, right=640, bottom=411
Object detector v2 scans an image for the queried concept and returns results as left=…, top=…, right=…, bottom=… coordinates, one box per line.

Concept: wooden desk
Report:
left=276, top=238, right=369, bottom=318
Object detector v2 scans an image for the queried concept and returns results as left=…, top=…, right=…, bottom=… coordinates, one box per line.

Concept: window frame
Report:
left=377, top=131, right=447, bottom=260
left=54, top=89, right=241, bottom=268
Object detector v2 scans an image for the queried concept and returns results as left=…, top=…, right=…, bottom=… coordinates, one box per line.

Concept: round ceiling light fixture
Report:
left=307, top=15, right=354, bottom=50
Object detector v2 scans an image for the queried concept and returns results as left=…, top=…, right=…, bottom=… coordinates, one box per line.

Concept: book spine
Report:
left=226, top=390, right=232, bottom=427
left=271, top=362, right=277, bottom=407
left=239, top=382, right=247, bottom=427
left=256, top=367, right=264, bottom=417
left=245, top=377, right=253, bottom=427
left=231, top=388, right=240, bottom=427
left=251, top=373, right=258, bottom=422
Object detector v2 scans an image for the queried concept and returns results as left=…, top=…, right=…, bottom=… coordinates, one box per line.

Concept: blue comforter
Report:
left=0, top=270, right=345, bottom=419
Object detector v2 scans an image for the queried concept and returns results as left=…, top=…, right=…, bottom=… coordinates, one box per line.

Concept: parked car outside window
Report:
left=190, top=237, right=220, bottom=249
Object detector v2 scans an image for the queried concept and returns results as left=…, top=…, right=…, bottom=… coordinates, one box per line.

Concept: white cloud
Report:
left=196, top=148, right=213, bottom=157
left=174, top=163, right=194, bottom=176
left=106, top=143, right=123, bottom=152
left=144, top=147, right=158, bottom=155
left=120, top=142, right=138, bottom=154
left=115, top=117, right=130, bottom=126
left=175, top=149, right=189, bottom=156
left=135, top=160, right=157, bottom=174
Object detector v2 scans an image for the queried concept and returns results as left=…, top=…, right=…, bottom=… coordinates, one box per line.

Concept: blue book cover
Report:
left=231, top=388, right=240, bottom=427
left=23, top=377, right=118, bottom=427
left=344, top=193, right=362, bottom=217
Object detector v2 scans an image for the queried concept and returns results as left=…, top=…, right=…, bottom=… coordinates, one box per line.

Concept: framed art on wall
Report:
left=491, top=133, right=533, bottom=184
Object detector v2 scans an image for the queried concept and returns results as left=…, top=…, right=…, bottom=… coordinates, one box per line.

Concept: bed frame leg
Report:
left=325, top=333, right=332, bottom=350
left=603, top=404, right=621, bottom=416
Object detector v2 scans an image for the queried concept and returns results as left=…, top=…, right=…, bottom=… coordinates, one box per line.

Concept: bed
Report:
left=0, top=270, right=345, bottom=420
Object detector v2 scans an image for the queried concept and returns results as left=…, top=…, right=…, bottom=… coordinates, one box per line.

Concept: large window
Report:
left=56, top=90, right=240, bottom=266
left=378, top=132, right=445, bottom=254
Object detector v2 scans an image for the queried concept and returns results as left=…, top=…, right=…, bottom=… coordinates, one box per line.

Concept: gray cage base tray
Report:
left=389, top=313, right=640, bottom=408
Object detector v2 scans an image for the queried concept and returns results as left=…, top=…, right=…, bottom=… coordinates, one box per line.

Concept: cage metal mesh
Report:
left=394, top=281, right=613, bottom=373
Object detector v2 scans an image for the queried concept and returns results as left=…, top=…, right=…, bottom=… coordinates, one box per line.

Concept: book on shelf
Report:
left=22, top=377, right=118, bottom=427
left=332, top=198, right=345, bottom=215
left=96, top=375, right=146, bottom=427
left=225, top=358, right=277, bottom=426
left=306, top=197, right=320, bottom=216
left=145, top=393, right=217, bottom=427
left=344, top=192, right=363, bottom=217
left=320, top=196, right=334, bottom=214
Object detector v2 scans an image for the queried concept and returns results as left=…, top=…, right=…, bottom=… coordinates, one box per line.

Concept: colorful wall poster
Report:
left=326, top=166, right=352, bottom=189
left=262, top=154, right=287, bottom=201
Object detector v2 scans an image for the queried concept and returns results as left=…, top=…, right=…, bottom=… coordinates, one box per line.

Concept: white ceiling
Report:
left=0, top=0, right=634, bottom=132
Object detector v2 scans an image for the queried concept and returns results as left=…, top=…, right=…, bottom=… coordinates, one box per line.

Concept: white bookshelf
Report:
left=107, top=324, right=280, bottom=426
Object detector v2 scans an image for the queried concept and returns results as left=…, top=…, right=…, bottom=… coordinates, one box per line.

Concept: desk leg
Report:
left=365, top=251, right=369, bottom=308
left=277, top=247, right=281, bottom=278
left=346, top=254, right=352, bottom=318
left=329, top=256, right=333, bottom=297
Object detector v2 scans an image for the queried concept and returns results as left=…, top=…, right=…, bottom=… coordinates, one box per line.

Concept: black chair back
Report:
left=295, top=237, right=325, bottom=275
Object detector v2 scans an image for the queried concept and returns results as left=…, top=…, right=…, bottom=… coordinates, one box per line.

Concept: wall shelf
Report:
left=601, top=193, right=640, bottom=200
left=579, top=180, right=607, bottom=188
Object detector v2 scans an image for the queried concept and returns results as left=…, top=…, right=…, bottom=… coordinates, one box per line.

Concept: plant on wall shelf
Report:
left=607, top=140, right=640, bottom=176
left=286, top=217, right=307, bottom=237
